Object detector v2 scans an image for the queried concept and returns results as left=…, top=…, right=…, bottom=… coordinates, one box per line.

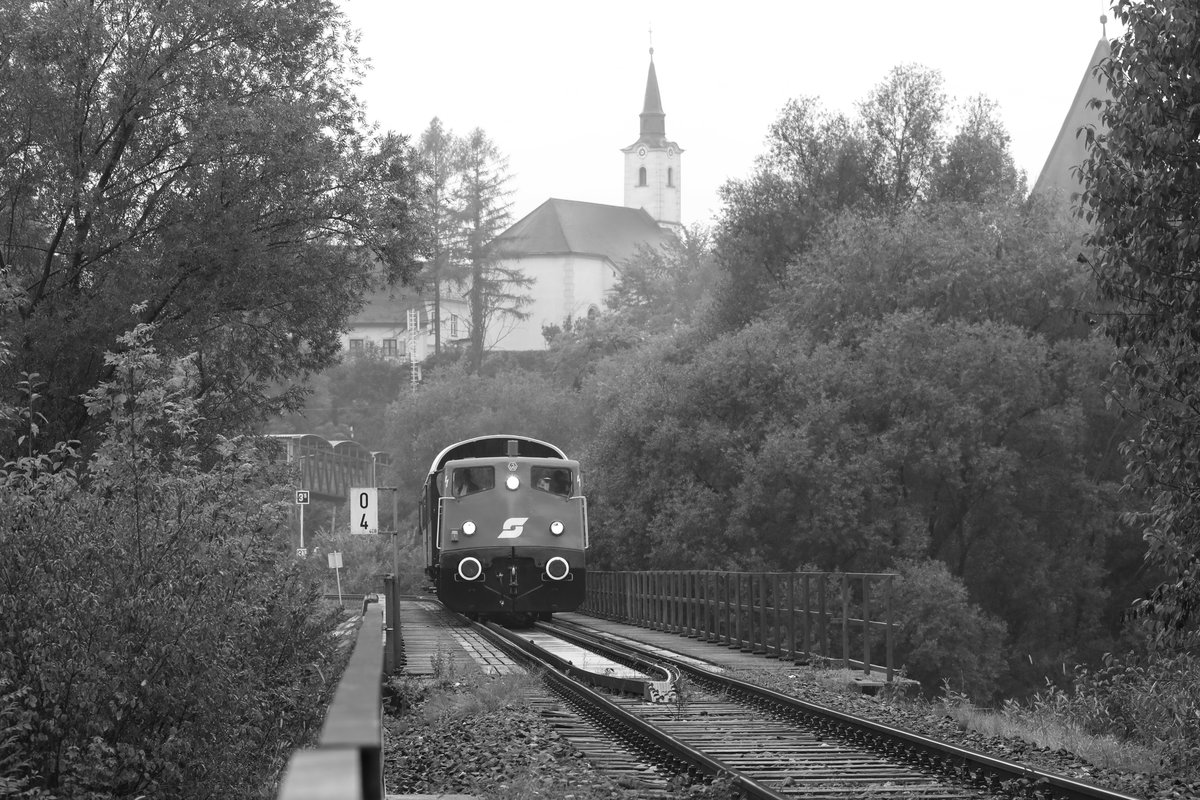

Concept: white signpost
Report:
left=350, top=488, right=379, bottom=535
left=295, top=490, right=311, bottom=557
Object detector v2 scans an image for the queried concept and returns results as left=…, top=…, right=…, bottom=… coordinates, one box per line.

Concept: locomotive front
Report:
left=422, top=436, right=588, bottom=622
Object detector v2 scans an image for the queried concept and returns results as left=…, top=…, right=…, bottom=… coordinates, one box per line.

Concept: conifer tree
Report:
left=454, top=128, right=529, bottom=372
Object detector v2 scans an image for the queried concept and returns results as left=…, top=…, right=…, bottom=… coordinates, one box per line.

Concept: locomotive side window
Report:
left=453, top=466, right=494, bottom=497
left=531, top=466, right=572, bottom=497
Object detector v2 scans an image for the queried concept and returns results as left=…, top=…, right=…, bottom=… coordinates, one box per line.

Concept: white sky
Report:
left=339, top=0, right=1117, bottom=227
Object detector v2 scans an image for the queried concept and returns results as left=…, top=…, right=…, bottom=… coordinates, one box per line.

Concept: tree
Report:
left=932, top=95, right=1026, bottom=204
left=1078, top=0, right=1200, bottom=646
left=0, top=327, right=340, bottom=798
left=455, top=128, right=528, bottom=372
left=0, top=0, right=421, bottom=457
left=858, top=63, right=947, bottom=212
left=415, top=118, right=466, bottom=357
left=266, top=343, right=410, bottom=445
left=783, top=201, right=1096, bottom=343
left=711, top=97, right=870, bottom=329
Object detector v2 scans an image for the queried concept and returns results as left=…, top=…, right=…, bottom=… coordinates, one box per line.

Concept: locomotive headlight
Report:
left=457, top=557, right=483, bottom=581
left=462, top=520, right=476, bottom=536
left=545, top=556, right=570, bottom=581
left=505, top=475, right=520, bottom=490
left=549, top=520, right=565, bottom=536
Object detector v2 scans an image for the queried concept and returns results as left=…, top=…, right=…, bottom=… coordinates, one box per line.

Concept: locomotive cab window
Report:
left=531, top=466, right=572, bottom=497
left=452, top=466, right=494, bottom=497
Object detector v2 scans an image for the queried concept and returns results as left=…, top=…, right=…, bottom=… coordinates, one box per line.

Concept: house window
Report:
left=450, top=314, right=460, bottom=338
left=637, top=166, right=647, bottom=186
left=382, top=339, right=398, bottom=357
left=349, top=339, right=364, bottom=353
left=667, top=167, right=674, bottom=187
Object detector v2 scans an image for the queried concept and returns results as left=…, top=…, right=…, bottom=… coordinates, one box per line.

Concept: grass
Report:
left=935, top=691, right=1164, bottom=774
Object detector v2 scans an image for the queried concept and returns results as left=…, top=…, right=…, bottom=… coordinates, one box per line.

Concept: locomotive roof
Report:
left=427, top=435, right=568, bottom=475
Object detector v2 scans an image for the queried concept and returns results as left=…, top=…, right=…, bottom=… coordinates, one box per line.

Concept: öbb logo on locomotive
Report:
left=420, top=435, right=588, bottom=624
left=497, top=517, right=529, bottom=539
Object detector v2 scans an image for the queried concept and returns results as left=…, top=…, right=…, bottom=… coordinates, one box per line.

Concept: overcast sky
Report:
left=339, top=0, right=1116, bottom=227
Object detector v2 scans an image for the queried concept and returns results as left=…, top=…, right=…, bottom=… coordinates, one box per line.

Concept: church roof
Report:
left=490, top=198, right=672, bottom=265
left=1032, top=36, right=1112, bottom=198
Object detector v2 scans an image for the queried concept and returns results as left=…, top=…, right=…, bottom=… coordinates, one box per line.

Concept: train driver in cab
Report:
left=533, top=467, right=572, bottom=497
left=453, top=466, right=493, bottom=497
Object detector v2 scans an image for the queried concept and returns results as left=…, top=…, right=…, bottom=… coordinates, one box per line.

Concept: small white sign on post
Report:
left=327, top=551, right=344, bottom=606
left=350, top=488, right=379, bottom=535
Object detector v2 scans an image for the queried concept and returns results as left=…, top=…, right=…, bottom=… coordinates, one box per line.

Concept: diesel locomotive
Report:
left=420, top=435, right=588, bottom=621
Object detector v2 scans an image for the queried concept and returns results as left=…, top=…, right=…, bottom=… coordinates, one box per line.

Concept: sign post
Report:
left=295, top=490, right=310, bottom=557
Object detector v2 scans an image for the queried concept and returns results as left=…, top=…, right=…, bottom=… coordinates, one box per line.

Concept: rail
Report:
left=581, top=570, right=897, bottom=680
left=277, top=602, right=385, bottom=800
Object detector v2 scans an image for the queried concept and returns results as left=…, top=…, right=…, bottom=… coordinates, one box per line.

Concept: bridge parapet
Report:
left=278, top=602, right=384, bottom=800
left=582, top=570, right=898, bottom=681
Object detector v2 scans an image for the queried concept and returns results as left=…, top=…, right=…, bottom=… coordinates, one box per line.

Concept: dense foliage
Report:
left=0, top=0, right=420, bottom=455
left=1078, top=0, right=1200, bottom=647
left=0, top=329, right=341, bottom=799
left=0, top=2, right=399, bottom=794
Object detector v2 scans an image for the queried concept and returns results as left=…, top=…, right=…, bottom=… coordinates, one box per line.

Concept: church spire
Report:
left=639, top=48, right=666, bottom=141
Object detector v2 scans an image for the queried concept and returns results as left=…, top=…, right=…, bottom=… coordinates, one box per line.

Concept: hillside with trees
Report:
left=377, top=62, right=1156, bottom=702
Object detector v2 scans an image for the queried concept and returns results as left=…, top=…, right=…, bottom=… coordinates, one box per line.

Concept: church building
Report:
left=485, top=48, right=682, bottom=350
left=340, top=49, right=682, bottom=359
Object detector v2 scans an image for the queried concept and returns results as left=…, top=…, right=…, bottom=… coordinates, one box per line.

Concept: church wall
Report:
left=487, top=254, right=616, bottom=351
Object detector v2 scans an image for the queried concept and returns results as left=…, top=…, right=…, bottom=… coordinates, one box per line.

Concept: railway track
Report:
left=464, top=614, right=1146, bottom=800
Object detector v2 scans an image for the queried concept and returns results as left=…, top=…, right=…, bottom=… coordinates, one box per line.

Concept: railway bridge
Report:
left=268, top=433, right=391, bottom=503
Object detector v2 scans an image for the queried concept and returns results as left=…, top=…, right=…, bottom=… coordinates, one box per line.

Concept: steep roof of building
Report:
left=1032, top=37, right=1112, bottom=198
left=490, top=198, right=672, bottom=265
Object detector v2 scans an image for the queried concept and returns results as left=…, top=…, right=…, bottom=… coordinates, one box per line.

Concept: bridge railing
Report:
left=277, top=602, right=384, bottom=800
left=581, top=570, right=897, bottom=681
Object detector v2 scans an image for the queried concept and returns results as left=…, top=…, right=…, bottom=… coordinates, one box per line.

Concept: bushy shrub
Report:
left=890, top=558, right=1007, bottom=699
left=1069, top=651, right=1200, bottom=776
left=0, top=327, right=342, bottom=799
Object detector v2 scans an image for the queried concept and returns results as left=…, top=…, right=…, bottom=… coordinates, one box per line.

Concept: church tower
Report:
left=622, top=48, right=682, bottom=229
